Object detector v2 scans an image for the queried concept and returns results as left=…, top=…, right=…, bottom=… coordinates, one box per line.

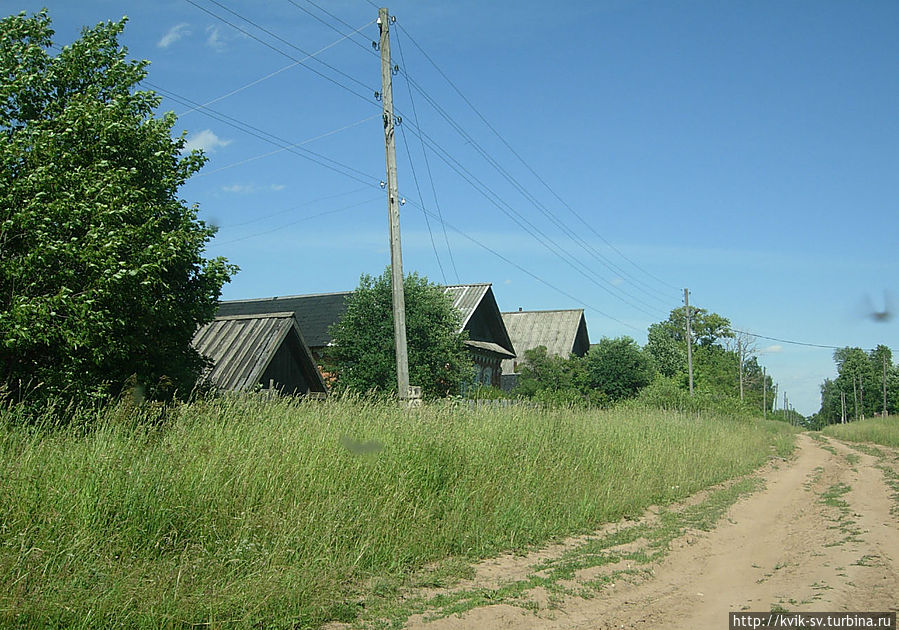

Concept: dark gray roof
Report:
left=192, top=312, right=325, bottom=392
left=217, top=292, right=350, bottom=348
left=500, top=309, right=590, bottom=374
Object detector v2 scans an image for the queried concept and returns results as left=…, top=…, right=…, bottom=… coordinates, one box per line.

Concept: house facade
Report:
left=443, top=284, right=516, bottom=389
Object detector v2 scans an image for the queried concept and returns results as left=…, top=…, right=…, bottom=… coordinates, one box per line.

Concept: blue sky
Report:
left=13, top=1, right=898, bottom=415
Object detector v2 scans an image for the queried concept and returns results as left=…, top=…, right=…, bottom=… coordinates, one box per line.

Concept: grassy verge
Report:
left=0, top=395, right=795, bottom=628
left=822, top=416, right=899, bottom=448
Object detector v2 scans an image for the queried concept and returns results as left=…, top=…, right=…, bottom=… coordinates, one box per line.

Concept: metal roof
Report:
left=217, top=292, right=350, bottom=348
left=442, top=284, right=491, bottom=329
left=500, top=309, right=590, bottom=374
left=191, top=312, right=325, bottom=392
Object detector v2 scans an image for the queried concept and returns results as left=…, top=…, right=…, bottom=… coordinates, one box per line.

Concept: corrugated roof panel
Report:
left=500, top=309, right=587, bottom=374
left=443, top=283, right=490, bottom=329
left=192, top=312, right=295, bottom=391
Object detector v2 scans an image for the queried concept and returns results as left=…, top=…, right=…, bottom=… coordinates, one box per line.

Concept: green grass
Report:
left=0, top=395, right=796, bottom=629
left=822, top=416, right=899, bottom=448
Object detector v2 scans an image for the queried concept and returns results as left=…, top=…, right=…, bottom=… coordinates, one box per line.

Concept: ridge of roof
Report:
left=220, top=290, right=351, bottom=303
left=501, top=308, right=584, bottom=315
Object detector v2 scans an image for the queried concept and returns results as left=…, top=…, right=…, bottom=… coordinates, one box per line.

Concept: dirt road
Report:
left=399, top=434, right=899, bottom=629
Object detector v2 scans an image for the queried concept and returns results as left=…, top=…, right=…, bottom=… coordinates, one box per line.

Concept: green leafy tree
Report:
left=329, top=270, right=471, bottom=398
left=581, top=336, right=653, bottom=402
left=515, top=346, right=582, bottom=398
left=0, top=12, right=236, bottom=406
left=645, top=322, right=686, bottom=377
left=661, top=305, right=734, bottom=348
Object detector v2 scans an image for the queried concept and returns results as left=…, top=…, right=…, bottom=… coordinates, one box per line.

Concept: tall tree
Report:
left=0, top=12, right=236, bottom=406
left=581, top=336, right=653, bottom=402
left=329, top=270, right=471, bottom=398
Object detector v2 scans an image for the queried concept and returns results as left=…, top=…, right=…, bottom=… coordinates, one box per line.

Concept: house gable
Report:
left=192, top=312, right=326, bottom=394
left=500, top=309, right=590, bottom=375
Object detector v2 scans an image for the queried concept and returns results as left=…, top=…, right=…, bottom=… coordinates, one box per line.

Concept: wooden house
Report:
left=191, top=312, right=326, bottom=395
left=443, top=284, right=516, bottom=388
left=216, top=283, right=515, bottom=390
left=217, top=292, right=350, bottom=366
left=500, top=308, right=590, bottom=389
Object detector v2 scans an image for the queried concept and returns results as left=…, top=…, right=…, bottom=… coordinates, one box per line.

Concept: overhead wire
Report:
left=397, top=122, right=447, bottom=283
left=393, top=25, right=458, bottom=282
left=402, top=198, right=643, bottom=332
left=193, top=113, right=380, bottom=178
left=397, top=71, right=673, bottom=309
left=182, top=0, right=376, bottom=106
left=398, top=116, right=668, bottom=320
left=224, top=186, right=372, bottom=228
left=177, top=17, right=377, bottom=117
left=146, top=80, right=380, bottom=187
left=285, top=0, right=380, bottom=58
left=208, top=196, right=379, bottom=247
left=397, top=24, right=681, bottom=295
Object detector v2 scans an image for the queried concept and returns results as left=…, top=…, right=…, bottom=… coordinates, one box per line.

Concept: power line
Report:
left=146, top=81, right=380, bottom=187
left=397, top=23, right=681, bottom=295
left=403, top=198, right=643, bottom=332
left=193, top=114, right=380, bottom=178
left=178, top=18, right=376, bottom=117
left=398, top=122, right=447, bottom=283
left=208, top=196, right=378, bottom=247
left=399, top=117, right=668, bottom=320
left=393, top=25, right=458, bottom=282
left=182, top=0, right=376, bottom=106
left=285, top=0, right=379, bottom=58
left=224, top=186, right=371, bottom=228
left=395, top=58, right=674, bottom=309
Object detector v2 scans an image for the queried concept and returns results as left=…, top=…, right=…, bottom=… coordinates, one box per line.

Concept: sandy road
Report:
left=402, top=433, right=899, bottom=629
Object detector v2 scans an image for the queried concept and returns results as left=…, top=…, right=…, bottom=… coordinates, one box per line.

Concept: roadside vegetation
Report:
left=0, top=395, right=795, bottom=629
left=822, top=415, right=899, bottom=448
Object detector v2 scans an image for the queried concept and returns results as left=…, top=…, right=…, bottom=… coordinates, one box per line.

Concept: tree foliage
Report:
left=515, top=337, right=652, bottom=406
left=328, top=270, right=471, bottom=398
left=817, top=345, right=898, bottom=424
left=581, top=336, right=653, bottom=402
left=0, top=12, right=236, bottom=406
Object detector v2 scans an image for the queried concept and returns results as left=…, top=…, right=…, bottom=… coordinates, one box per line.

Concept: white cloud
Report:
left=158, top=23, right=191, bottom=48
left=183, top=129, right=232, bottom=154
left=221, top=183, right=286, bottom=194
left=762, top=345, right=784, bottom=354
left=206, top=25, right=226, bottom=52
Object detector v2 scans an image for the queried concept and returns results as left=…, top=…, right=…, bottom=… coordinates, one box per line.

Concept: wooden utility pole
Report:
left=884, top=355, right=888, bottom=418
left=738, top=338, right=744, bottom=401
left=762, top=367, right=767, bottom=419
left=853, top=376, right=858, bottom=421
left=378, top=7, right=410, bottom=401
left=684, top=288, right=694, bottom=396
left=840, top=389, right=846, bottom=424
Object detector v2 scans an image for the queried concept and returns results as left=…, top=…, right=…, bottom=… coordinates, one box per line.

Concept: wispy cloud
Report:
left=183, top=129, right=232, bottom=154
left=762, top=344, right=784, bottom=354
left=221, top=183, right=287, bottom=194
left=206, top=25, right=226, bottom=52
left=158, top=23, right=191, bottom=48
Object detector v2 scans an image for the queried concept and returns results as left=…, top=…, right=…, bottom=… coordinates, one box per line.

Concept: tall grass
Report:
left=0, top=395, right=795, bottom=628
left=822, top=415, right=899, bottom=448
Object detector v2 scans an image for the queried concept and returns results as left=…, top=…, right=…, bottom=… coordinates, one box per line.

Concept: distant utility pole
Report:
left=884, top=355, right=888, bottom=418
left=684, top=288, right=694, bottom=396
left=763, top=367, right=767, bottom=419
left=378, top=7, right=410, bottom=401
left=840, top=389, right=846, bottom=424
